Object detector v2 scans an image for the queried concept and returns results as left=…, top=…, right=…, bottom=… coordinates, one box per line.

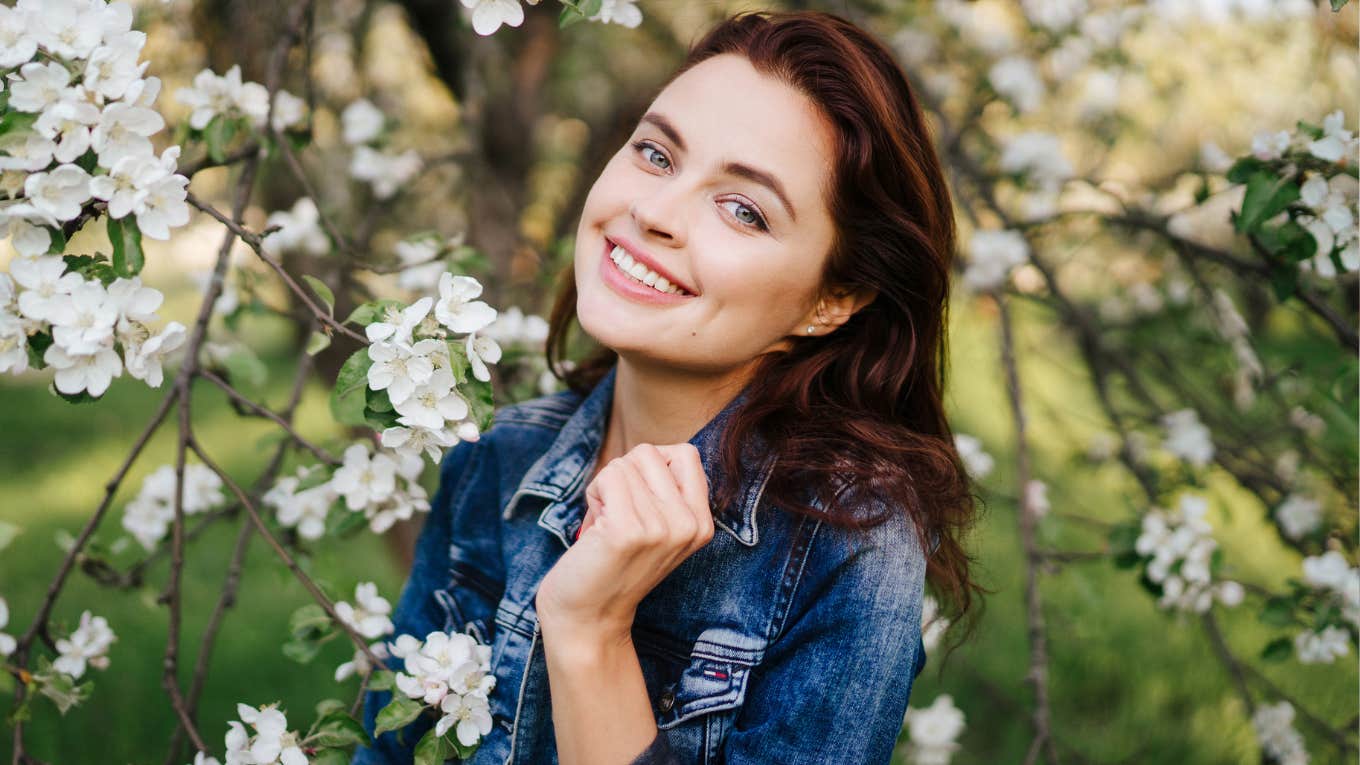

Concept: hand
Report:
left=535, top=442, right=714, bottom=645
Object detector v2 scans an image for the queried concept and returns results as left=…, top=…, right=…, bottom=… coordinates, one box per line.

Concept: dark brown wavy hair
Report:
left=545, top=10, right=984, bottom=662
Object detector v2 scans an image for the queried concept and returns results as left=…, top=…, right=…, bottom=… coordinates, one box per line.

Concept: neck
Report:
left=599, top=356, right=754, bottom=465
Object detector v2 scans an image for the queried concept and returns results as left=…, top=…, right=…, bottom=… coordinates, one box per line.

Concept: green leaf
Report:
left=1331, top=0, right=1348, bottom=11
left=466, top=382, right=496, bottom=432
left=578, top=0, right=603, bottom=16
left=34, top=670, right=90, bottom=715
left=559, top=5, right=588, bottom=27
left=53, top=385, right=100, bottom=404
left=373, top=695, right=425, bottom=737
left=314, top=698, right=348, bottom=719
left=306, top=749, right=352, bottom=765
left=107, top=216, right=145, bottom=278
left=302, top=275, right=336, bottom=317
left=0, top=110, right=38, bottom=139
left=367, top=670, right=397, bottom=692
left=1268, top=262, right=1299, bottom=302
left=344, top=299, right=403, bottom=327
left=289, top=603, right=332, bottom=636
left=26, top=330, right=52, bottom=370
left=1225, top=157, right=1268, bottom=185
left=48, top=227, right=66, bottom=255
left=62, top=254, right=117, bottom=286
left=330, top=348, right=373, bottom=427
left=1234, top=171, right=1300, bottom=234
left=223, top=346, right=269, bottom=392
left=1260, top=636, right=1293, bottom=662
left=326, top=507, right=369, bottom=538
left=366, top=386, right=395, bottom=413
left=204, top=115, right=234, bottom=163
left=1258, top=596, right=1296, bottom=627
left=1256, top=220, right=1316, bottom=264
left=414, top=727, right=453, bottom=765
left=306, top=330, right=332, bottom=356
left=282, top=636, right=325, bottom=664
left=309, top=711, right=372, bottom=749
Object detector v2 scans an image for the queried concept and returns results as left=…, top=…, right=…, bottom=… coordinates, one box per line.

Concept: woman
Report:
left=355, top=9, right=979, bottom=765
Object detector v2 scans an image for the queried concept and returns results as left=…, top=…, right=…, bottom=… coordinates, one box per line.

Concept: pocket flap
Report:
left=655, top=652, right=754, bottom=729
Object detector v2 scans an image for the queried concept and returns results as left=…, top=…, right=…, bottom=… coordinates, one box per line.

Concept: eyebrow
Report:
left=639, top=111, right=799, bottom=223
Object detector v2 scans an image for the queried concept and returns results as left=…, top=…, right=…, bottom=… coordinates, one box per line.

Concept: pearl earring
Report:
left=806, top=325, right=815, bottom=334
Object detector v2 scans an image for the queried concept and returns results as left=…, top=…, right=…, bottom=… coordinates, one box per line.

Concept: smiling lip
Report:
left=599, top=237, right=696, bottom=305
left=604, top=235, right=697, bottom=295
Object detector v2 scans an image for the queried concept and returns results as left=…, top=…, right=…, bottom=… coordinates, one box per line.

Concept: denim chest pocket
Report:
left=433, top=557, right=504, bottom=646
left=632, top=623, right=761, bottom=760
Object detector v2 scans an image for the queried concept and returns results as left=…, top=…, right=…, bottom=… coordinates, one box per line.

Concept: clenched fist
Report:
left=534, top=442, right=714, bottom=644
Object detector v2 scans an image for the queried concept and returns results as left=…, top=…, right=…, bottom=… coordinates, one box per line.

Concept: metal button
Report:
left=658, top=688, right=676, bottom=712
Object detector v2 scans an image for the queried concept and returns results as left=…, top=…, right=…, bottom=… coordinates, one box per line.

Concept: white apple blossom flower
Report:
left=28, top=0, right=104, bottom=59
left=340, top=98, right=385, bottom=145
left=263, top=468, right=337, bottom=541
left=0, top=6, right=38, bottom=69
left=1199, top=140, right=1233, bottom=173
left=465, top=333, right=502, bottom=383
left=434, top=272, right=497, bottom=334
left=348, top=145, right=423, bottom=200
left=921, top=594, right=948, bottom=655
left=1307, top=109, right=1354, bottom=164
left=1251, top=701, right=1308, bottom=765
left=1077, top=68, right=1121, bottom=120
left=461, top=0, right=525, bottom=36
left=1000, top=131, right=1073, bottom=192
left=124, top=321, right=185, bottom=387
left=335, top=640, right=389, bottom=682
left=7, top=62, right=72, bottom=113
left=0, top=130, right=58, bottom=173
left=902, top=693, right=965, bottom=765
left=436, top=691, right=495, bottom=746
left=589, top=0, right=642, bottom=28
left=44, top=343, right=122, bottom=396
left=25, top=164, right=92, bottom=222
left=91, top=102, right=165, bottom=169
left=1274, top=494, right=1322, bottom=541
left=1294, top=626, right=1350, bottom=664
left=89, top=152, right=165, bottom=219
left=1025, top=479, right=1049, bottom=519
left=0, top=312, right=28, bottom=375
left=48, top=280, right=118, bottom=355
left=122, top=492, right=173, bottom=551
left=963, top=229, right=1028, bottom=291
left=394, top=630, right=495, bottom=711
left=106, top=276, right=164, bottom=334
left=270, top=89, right=306, bottom=132
left=1302, top=551, right=1351, bottom=591
left=953, top=433, right=993, bottom=479
left=988, top=56, right=1044, bottom=113
left=12, top=256, right=82, bottom=323
left=335, top=582, right=395, bottom=640
left=1136, top=494, right=1241, bottom=613
left=230, top=703, right=307, bottom=765
left=331, top=442, right=398, bottom=512
left=1020, top=0, right=1086, bottom=31
left=175, top=65, right=269, bottom=131
left=1250, top=130, right=1291, bottom=161
left=393, top=372, right=469, bottom=431
left=83, top=30, right=149, bottom=102
left=136, top=169, right=190, bottom=240
left=35, top=93, right=102, bottom=164
left=483, top=306, right=549, bottom=347
left=367, top=337, right=441, bottom=406
left=1161, top=408, right=1213, bottom=468
left=0, top=596, right=15, bottom=657
left=381, top=423, right=461, bottom=465
left=190, top=752, right=221, bottom=765
left=261, top=197, right=329, bottom=257
left=53, top=610, right=116, bottom=679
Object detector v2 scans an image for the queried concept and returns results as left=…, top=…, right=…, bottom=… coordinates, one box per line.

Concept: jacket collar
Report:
left=502, top=364, right=775, bottom=549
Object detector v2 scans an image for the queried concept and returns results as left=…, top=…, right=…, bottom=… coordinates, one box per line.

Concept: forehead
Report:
left=649, top=53, right=836, bottom=207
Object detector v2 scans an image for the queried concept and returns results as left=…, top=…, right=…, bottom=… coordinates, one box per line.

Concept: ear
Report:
left=803, top=285, right=878, bottom=335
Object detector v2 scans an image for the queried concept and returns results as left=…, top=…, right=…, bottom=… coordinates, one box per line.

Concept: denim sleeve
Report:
left=720, top=518, right=928, bottom=765
left=351, top=439, right=480, bottom=765
left=627, top=729, right=681, bottom=765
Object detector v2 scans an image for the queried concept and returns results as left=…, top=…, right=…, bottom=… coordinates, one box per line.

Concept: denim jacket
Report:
left=352, top=364, right=930, bottom=764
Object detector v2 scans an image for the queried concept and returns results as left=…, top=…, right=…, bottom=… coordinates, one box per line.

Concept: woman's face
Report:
left=573, top=53, right=839, bottom=378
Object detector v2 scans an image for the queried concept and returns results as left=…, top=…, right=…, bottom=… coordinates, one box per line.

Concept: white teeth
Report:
left=609, top=244, right=689, bottom=296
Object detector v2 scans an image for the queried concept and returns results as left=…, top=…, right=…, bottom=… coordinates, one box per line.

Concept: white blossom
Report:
left=461, top=0, right=525, bottom=36
left=381, top=423, right=462, bottom=465
left=1294, top=626, right=1350, bottom=665
left=1000, top=131, right=1073, bottom=190
left=13, top=256, right=82, bottom=323
left=122, top=463, right=225, bottom=550
left=25, top=164, right=92, bottom=222
left=953, top=433, right=993, bottom=479
left=393, top=370, right=469, bottom=431
left=334, top=582, right=395, bottom=640
left=988, top=56, right=1044, bottom=113
left=35, top=93, right=101, bottom=164
left=1307, top=109, right=1355, bottom=164
left=348, top=145, right=421, bottom=200
left=136, top=167, right=190, bottom=240
left=340, top=99, right=384, bottom=146
left=1274, top=494, right=1322, bottom=541
left=0, top=596, right=15, bottom=657
left=921, top=594, right=948, bottom=655
left=89, top=152, right=166, bottom=219
left=7, top=62, right=72, bottom=114
left=434, top=272, right=497, bottom=334
left=963, top=229, right=1028, bottom=291
left=902, top=693, right=965, bottom=765
left=483, top=306, right=549, bottom=347
left=1136, top=494, right=1241, bottom=613
left=263, top=469, right=337, bottom=541
left=228, top=703, right=307, bottom=765
left=0, top=6, right=38, bottom=69
left=0, top=311, right=28, bottom=375
left=1301, top=551, right=1351, bottom=592
left=466, top=333, right=502, bottom=383
left=1020, top=0, right=1086, bottom=31
left=393, top=630, right=495, bottom=714
left=1251, top=701, right=1309, bottom=765
left=436, top=691, right=495, bottom=746
left=0, top=130, right=58, bottom=172
left=331, top=442, right=398, bottom=512
left=1025, top=479, right=1049, bottom=519
left=365, top=297, right=433, bottom=345
left=53, top=610, right=116, bottom=680
left=367, top=337, right=441, bottom=406
left=1161, top=408, right=1214, bottom=468
left=1199, top=141, right=1233, bottom=173
left=270, top=90, right=306, bottom=133
left=174, top=65, right=268, bottom=131
left=48, top=280, right=118, bottom=355
left=589, top=0, right=642, bottom=28
left=261, top=197, right=329, bottom=257
left=44, top=343, right=122, bottom=396
left=124, top=321, right=186, bottom=387
left=92, top=102, right=165, bottom=169
left=83, top=30, right=148, bottom=102
left=1250, top=130, right=1291, bottom=161
left=335, top=641, right=389, bottom=682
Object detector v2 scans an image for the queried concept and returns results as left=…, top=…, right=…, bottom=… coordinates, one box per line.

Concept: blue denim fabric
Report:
left=352, top=363, right=930, bottom=765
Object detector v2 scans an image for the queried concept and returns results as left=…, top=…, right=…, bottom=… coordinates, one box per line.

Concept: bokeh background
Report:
left=1, top=1, right=1357, bottom=763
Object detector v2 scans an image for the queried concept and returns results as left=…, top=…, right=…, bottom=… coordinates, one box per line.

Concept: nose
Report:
left=628, top=186, right=687, bottom=247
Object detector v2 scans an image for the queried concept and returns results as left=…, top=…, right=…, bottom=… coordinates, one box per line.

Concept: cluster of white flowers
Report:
left=1251, top=701, right=1308, bottom=765
left=1, top=1, right=190, bottom=240
left=902, top=693, right=965, bottom=765
left=340, top=99, right=420, bottom=200
left=1161, top=408, right=1214, bottom=469
left=261, top=197, right=328, bottom=258
left=390, top=630, right=495, bottom=747
left=262, top=465, right=335, bottom=541
left=175, top=64, right=304, bottom=135
left=1301, top=550, right=1360, bottom=630
left=336, top=640, right=389, bottom=683
left=1295, top=169, right=1358, bottom=279
left=963, top=228, right=1028, bottom=292
left=122, top=463, right=225, bottom=550
left=920, top=594, right=949, bottom=655
left=393, top=233, right=458, bottom=292
left=1293, top=625, right=1349, bottom=665
left=987, top=56, right=1044, bottom=114
left=459, top=0, right=642, bottom=36
left=330, top=441, right=430, bottom=534
left=1273, top=493, right=1322, bottom=541
left=953, top=433, right=994, bottom=479
left=0, top=596, right=14, bottom=657
left=52, top=610, right=116, bottom=680
left=1135, top=494, right=1243, bottom=613
left=999, top=131, right=1073, bottom=192
left=219, top=703, right=307, bottom=765
left=335, top=582, right=395, bottom=640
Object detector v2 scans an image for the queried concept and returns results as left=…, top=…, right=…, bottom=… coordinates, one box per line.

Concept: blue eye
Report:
left=720, top=200, right=769, bottom=232
left=631, top=140, right=670, bottom=170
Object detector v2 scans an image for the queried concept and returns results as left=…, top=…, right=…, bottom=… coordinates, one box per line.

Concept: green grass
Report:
left=0, top=298, right=1354, bottom=765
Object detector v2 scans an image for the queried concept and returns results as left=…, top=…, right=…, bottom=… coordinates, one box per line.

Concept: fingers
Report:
left=581, top=442, right=716, bottom=553
left=655, top=443, right=715, bottom=546
left=626, top=444, right=698, bottom=544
